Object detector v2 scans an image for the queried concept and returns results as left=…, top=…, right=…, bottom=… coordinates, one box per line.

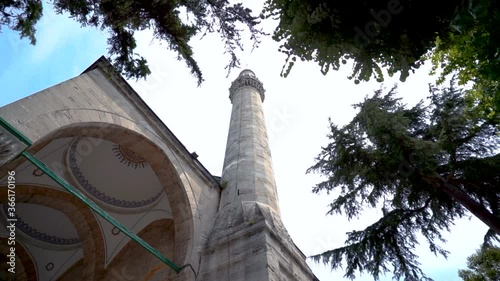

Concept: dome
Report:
left=239, top=69, right=256, bottom=78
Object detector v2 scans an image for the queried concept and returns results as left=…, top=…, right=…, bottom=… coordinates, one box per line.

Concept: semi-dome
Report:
left=66, top=137, right=164, bottom=212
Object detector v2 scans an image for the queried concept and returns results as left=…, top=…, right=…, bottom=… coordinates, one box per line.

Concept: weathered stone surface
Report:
left=200, top=70, right=318, bottom=281
left=0, top=59, right=317, bottom=281
left=0, top=58, right=220, bottom=280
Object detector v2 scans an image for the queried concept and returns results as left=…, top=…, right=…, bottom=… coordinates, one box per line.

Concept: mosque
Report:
left=0, top=57, right=318, bottom=281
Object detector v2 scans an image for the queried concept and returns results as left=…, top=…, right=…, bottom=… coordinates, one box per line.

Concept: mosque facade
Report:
left=0, top=57, right=318, bottom=281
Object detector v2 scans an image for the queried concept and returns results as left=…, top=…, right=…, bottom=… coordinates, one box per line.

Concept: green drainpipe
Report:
left=0, top=117, right=181, bottom=274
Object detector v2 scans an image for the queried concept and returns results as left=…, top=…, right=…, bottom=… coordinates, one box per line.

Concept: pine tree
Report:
left=308, top=79, right=500, bottom=280
left=1, top=0, right=263, bottom=84
left=459, top=246, right=500, bottom=281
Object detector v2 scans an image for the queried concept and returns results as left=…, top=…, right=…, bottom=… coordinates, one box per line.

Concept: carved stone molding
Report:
left=229, top=69, right=265, bottom=103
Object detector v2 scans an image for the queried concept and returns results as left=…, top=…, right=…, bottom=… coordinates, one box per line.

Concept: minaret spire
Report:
left=200, top=69, right=318, bottom=281
left=219, top=69, right=280, bottom=216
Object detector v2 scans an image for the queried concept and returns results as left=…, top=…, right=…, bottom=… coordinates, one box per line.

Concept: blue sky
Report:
left=0, top=6, right=107, bottom=106
left=0, top=2, right=493, bottom=281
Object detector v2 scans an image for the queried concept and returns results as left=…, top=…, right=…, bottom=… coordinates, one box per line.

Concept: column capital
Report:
left=229, top=69, right=265, bottom=103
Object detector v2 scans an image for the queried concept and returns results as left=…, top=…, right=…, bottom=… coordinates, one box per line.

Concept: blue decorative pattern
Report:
left=68, top=138, right=163, bottom=208
left=2, top=204, right=81, bottom=245
left=112, top=144, right=148, bottom=169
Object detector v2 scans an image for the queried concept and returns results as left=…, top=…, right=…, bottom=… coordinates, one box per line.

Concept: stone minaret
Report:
left=200, top=70, right=319, bottom=281
left=218, top=69, right=280, bottom=217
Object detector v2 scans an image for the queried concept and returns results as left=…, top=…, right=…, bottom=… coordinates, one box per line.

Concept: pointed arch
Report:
left=0, top=185, right=104, bottom=280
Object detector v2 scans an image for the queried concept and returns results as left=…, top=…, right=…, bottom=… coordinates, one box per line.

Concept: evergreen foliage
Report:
left=262, top=0, right=461, bottom=82
left=307, top=80, right=500, bottom=280
left=263, top=0, right=499, bottom=120
left=0, top=0, right=42, bottom=44
left=0, top=0, right=263, bottom=84
left=459, top=246, right=500, bottom=281
left=427, top=0, right=500, bottom=125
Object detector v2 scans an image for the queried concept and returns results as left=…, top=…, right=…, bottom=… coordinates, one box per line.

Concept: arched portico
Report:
left=0, top=121, right=196, bottom=280
left=0, top=185, right=104, bottom=280
left=0, top=61, right=223, bottom=281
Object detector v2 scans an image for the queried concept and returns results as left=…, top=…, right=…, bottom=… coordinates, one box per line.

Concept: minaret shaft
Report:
left=200, top=69, right=318, bottom=281
left=219, top=71, right=280, bottom=215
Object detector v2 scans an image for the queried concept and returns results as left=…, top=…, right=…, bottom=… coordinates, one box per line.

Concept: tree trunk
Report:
left=440, top=181, right=500, bottom=235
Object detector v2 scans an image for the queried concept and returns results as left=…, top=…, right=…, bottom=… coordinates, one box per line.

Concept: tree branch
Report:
left=422, top=174, right=500, bottom=234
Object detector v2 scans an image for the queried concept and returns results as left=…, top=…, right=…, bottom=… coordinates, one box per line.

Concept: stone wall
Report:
left=0, top=62, right=221, bottom=280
